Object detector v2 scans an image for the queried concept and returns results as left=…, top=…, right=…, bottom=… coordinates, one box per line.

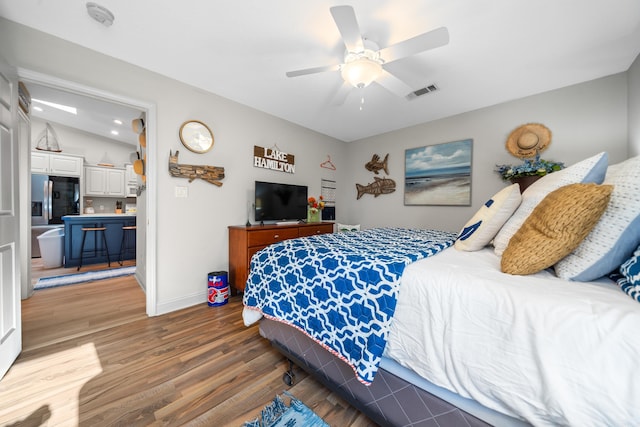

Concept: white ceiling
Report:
left=2, top=0, right=640, bottom=143
left=26, top=82, right=142, bottom=146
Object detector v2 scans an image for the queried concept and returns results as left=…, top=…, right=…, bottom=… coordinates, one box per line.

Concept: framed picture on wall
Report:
left=404, top=139, right=472, bottom=206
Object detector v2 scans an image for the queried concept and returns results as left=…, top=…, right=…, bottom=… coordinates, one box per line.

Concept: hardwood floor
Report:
left=0, top=272, right=375, bottom=426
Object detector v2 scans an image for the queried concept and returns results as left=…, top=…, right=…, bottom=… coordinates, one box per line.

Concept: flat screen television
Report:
left=254, top=181, right=308, bottom=222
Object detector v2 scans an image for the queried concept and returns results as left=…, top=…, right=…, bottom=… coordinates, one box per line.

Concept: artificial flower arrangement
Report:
left=495, top=154, right=564, bottom=181
left=307, top=196, right=325, bottom=223
left=307, top=196, right=325, bottom=214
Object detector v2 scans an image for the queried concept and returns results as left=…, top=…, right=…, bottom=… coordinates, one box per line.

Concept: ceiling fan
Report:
left=285, top=5, right=449, bottom=103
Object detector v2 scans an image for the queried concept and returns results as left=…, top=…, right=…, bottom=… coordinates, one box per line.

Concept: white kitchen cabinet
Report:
left=125, top=164, right=137, bottom=184
left=84, top=166, right=125, bottom=197
left=31, top=151, right=83, bottom=177
left=125, top=164, right=138, bottom=197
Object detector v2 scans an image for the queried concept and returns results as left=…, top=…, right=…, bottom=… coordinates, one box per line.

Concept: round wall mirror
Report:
left=179, top=120, right=214, bottom=153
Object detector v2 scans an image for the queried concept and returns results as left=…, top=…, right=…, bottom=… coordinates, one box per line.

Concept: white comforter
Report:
left=385, top=247, right=640, bottom=427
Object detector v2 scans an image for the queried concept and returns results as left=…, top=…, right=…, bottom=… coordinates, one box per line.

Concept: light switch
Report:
left=175, top=186, right=188, bottom=198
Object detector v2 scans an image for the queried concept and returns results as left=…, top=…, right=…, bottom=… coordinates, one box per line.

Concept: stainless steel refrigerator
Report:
left=31, top=174, right=80, bottom=257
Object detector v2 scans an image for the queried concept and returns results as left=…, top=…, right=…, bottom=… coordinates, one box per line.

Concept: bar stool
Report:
left=119, top=225, right=137, bottom=265
left=77, top=224, right=110, bottom=271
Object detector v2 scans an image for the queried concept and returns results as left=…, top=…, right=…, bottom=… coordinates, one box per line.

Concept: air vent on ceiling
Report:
left=406, top=84, right=439, bottom=100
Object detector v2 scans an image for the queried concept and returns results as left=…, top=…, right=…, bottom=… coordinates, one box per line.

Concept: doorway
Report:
left=18, top=69, right=158, bottom=316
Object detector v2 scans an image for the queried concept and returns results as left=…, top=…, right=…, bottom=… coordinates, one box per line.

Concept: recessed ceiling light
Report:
left=111, top=130, right=119, bottom=136
left=113, top=119, right=123, bottom=125
left=32, top=98, right=77, bottom=115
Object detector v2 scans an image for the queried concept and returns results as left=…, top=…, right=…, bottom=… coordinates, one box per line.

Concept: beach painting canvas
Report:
left=405, top=139, right=472, bottom=206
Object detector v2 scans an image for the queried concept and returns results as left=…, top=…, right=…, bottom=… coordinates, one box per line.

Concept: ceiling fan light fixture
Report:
left=341, top=57, right=383, bottom=88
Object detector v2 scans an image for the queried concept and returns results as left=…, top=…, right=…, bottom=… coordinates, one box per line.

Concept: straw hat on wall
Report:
left=506, top=123, right=552, bottom=158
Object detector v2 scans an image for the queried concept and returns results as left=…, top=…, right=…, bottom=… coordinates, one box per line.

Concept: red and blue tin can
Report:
left=207, top=271, right=229, bottom=307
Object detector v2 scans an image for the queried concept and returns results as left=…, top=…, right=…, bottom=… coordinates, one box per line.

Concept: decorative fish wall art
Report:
left=356, top=177, right=396, bottom=199
left=365, top=153, right=389, bottom=175
left=356, top=153, right=395, bottom=199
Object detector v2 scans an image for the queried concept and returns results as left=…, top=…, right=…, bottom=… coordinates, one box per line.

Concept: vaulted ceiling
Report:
left=2, top=1, right=640, bottom=142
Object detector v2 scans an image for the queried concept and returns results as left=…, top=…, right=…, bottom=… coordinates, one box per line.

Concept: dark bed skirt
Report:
left=259, top=318, right=492, bottom=427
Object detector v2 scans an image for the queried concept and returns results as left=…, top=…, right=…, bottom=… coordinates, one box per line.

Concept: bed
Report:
left=242, top=153, right=640, bottom=426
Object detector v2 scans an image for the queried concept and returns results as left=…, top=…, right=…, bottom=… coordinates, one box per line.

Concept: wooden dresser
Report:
left=228, top=222, right=334, bottom=293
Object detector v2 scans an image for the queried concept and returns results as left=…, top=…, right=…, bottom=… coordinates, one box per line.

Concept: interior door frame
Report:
left=18, top=69, right=158, bottom=316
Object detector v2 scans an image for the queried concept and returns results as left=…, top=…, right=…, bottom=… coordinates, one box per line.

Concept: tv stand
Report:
left=228, top=222, right=334, bottom=293
left=275, top=220, right=300, bottom=225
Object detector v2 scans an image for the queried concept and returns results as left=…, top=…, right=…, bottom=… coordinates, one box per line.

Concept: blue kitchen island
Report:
left=62, top=214, right=136, bottom=268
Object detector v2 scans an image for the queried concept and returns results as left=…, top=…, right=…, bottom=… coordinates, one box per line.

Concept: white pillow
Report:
left=493, top=152, right=608, bottom=256
left=336, top=223, right=360, bottom=232
left=555, top=155, right=640, bottom=281
left=455, top=184, right=522, bottom=251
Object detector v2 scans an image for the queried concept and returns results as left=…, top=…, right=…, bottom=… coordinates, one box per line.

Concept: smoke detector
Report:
left=86, top=2, right=114, bottom=27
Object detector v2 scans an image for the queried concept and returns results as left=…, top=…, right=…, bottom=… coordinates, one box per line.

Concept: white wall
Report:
left=1, top=18, right=348, bottom=314
left=345, top=74, right=629, bottom=232
left=629, top=53, right=640, bottom=156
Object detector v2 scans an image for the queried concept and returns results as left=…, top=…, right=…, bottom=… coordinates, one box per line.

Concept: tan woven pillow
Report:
left=501, top=183, right=613, bottom=275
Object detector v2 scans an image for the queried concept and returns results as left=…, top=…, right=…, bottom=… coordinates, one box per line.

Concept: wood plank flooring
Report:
left=0, top=270, right=376, bottom=426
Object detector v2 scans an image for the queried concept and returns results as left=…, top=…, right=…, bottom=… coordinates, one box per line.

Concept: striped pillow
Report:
left=555, top=155, right=640, bottom=281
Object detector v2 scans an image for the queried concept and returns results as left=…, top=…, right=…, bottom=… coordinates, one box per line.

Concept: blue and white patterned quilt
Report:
left=243, top=227, right=456, bottom=385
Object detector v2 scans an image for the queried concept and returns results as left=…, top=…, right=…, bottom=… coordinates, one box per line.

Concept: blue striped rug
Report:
left=35, top=266, right=136, bottom=290
left=243, top=392, right=328, bottom=427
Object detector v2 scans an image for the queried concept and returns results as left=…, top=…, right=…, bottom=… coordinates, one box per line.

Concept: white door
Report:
left=0, top=55, right=21, bottom=379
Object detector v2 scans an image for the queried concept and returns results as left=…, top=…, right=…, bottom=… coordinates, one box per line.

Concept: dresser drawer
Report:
left=247, top=245, right=266, bottom=265
left=298, top=224, right=334, bottom=237
left=247, top=228, right=299, bottom=247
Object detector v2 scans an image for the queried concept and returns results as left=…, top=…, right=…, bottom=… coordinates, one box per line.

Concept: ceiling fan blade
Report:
left=286, top=64, right=339, bottom=78
left=376, top=69, right=414, bottom=97
left=330, top=81, right=352, bottom=106
left=330, top=5, right=363, bottom=52
left=379, top=27, right=449, bottom=63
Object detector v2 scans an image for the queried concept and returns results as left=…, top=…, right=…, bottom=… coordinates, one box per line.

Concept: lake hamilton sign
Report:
left=254, top=145, right=295, bottom=174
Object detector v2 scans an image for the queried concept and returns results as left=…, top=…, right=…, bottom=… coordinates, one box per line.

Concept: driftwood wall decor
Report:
left=356, top=153, right=396, bottom=199
left=365, top=153, right=389, bottom=174
left=169, top=150, right=225, bottom=186
left=356, top=177, right=396, bottom=199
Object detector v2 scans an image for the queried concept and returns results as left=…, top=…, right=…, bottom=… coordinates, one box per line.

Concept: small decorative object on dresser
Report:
left=307, top=196, right=324, bottom=223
